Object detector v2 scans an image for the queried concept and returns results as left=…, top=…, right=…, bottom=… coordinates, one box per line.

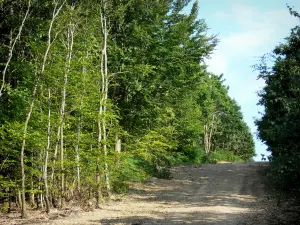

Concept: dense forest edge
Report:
left=255, top=7, right=300, bottom=202
left=4, top=0, right=300, bottom=220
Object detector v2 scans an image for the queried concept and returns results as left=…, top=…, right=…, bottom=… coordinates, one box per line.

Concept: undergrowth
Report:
left=202, top=150, right=244, bottom=164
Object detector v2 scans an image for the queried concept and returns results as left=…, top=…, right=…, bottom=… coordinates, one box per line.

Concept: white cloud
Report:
left=205, top=3, right=299, bottom=160
left=207, top=3, right=299, bottom=85
left=223, top=30, right=270, bottom=56
left=207, top=51, right=228, bottom=75
left=229, top=4, right=298, bottom=31
left=210, top=4, right=299, bottom=62
left=228, top=75, right=265, bottom=104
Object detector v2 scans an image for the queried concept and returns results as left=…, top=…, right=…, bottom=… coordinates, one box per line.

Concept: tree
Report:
left=0, top=0, right=31, bottom=98
left=0, top=0, right=255, bottom=217
left=255, top=7, right=300, bottom=193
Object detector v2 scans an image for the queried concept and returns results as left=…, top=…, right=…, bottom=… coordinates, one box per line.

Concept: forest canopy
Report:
left=0, top=0, right=255, bottom=217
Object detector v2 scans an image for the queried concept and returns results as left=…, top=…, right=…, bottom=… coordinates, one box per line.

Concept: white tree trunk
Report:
left=208, top=114, right=215, bottom=154
left=0, top=0, right=31, bottom=98
left=74, top=65, right=86, bottom=192
left=101, top=1, right=111, bottom=196
left=204, top=124, right=208, bottom=155
left=59, top=8, right=75, bottom=208
left=75, top=114, right=81, bottom=192
left=115, top=137, right=121, bottom=153
left=51, top=126, right=60, bottom=182
left=20, top=73, right=38, bottom=219
left=44, top=89, right=51, bottom=213
left=20, top=1, right=66, bottom=217
left=204, top=114, right=216, bottom=156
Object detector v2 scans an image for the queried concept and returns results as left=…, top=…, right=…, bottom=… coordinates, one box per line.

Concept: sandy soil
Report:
left=3, top=162, right=272, bottom=225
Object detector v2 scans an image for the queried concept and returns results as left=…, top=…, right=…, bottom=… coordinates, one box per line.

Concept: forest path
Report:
left=31, top=162, right=270, bottom=225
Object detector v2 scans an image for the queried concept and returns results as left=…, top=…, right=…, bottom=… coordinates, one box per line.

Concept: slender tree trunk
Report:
left=20, top=72, right=39, bottom=219
left=204, top=124, right=209, bottom=155
left=102, top=122, right=111, bottom=195
left=115, top=137, right=121, bottom=153
left=59, top=101, right=65, bottom=208
left=29, top=178, right=36, bottom=208
left=96, top=94, right=103, bottom=206
left=59, top=11, right=75, bottom=208
left=0, top=0, right=31, bottom=98
left=37, top=152, right=44, bottom=210
left=75, top=65, right=85, bottom=193
left=96, top=54, right=104, bottom=205
left=18, top=190, right=22, bottom=210
left=100, top=0, right=111, bottom=197
left=95, top=98, right=102, bottom=207
left=20, top=1, right=66, bottom=217
left=50, top=124, right=60, bottom=207
left=44, top=89, right=51, bottom=213
left=39, top=192, right=44, bottom=210
left=204, top=114, right=216, bottom=156
left=115, top=137, right=121, bottom=167
left=96, top=5, right=105, bottom=207
left=207, top=114, right=215, bottom=155
left=95, top=163, right=102, bottom=208
left=51, top=125, right=60, bottom=184
left=75, top=115, right=81, bottom=192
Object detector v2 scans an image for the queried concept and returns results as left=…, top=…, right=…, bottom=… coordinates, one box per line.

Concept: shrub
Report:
left=268, top=152, right=300, bottom=195
left=203, top=150, right=243, bottom=163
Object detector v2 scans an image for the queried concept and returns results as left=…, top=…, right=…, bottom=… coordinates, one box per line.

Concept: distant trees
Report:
left=0, top=0, right=255, bottom=217
left=256, top=7, right=300, bottom=194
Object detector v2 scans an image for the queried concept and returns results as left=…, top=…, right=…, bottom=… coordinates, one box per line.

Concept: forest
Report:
left=256, top=7, right=300, bottom=198
left=0, top=0, right=256, bottom=218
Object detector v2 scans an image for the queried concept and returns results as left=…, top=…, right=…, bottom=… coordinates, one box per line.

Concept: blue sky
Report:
left=186, top=0, right=300, bottom=161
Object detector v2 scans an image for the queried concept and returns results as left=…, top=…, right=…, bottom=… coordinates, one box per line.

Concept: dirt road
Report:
left=35, top=162, right=269, bottom=225
left=21, top=162, right=271, bottom=225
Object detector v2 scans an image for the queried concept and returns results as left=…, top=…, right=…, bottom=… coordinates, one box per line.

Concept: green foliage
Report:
left=0, top=0, right=255, bottom=210
left=255, top=7, right=300, bottom=195
left=268, top=152, right=300, bottom=194
left=129, top=130, right=175, bottom=179
left=110, top=153, right=148, bottom=193
left=167, top=152, right=191, bottom=166
left=203, top=150, right=243, bottom=164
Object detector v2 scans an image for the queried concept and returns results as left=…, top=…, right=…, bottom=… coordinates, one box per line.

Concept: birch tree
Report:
left=0, top=0, right=31, bottom=98
left=0, top=0, right=257, bottom=216
left=100, top=0, right=111, bottom=197
left=43, top=88, right=51, bottom=213
left=19, top=0, right=66, bottom=218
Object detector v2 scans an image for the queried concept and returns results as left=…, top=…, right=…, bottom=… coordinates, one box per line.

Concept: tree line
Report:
left=0, top=0, right=255, bottom=217
left=256, top=7, right=300, bottom=197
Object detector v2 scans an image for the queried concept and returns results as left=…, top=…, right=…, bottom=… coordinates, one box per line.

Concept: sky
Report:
left=186, top=0, right=300, bottom=161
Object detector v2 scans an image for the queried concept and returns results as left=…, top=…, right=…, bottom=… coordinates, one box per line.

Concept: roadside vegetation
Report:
left=255, top=6, right=300, bottom=199
left=1, top=0, right=255, bottom=218
left=255, top=7, right=300, bottom=224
